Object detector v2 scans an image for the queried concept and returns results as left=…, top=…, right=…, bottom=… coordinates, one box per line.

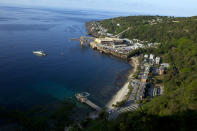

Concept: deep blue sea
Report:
left=0, top=6, right=131, bottom=110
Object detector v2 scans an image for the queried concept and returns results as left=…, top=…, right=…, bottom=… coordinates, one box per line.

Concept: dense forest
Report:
left=76, top=16, right=197, bottom=130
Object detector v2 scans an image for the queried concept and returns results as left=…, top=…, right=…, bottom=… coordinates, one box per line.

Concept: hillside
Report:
left=78, top=16, right=197, bottom=131
left=100, top=16, right=197, bottom=43
left=100, top=16, right=197, bottom=115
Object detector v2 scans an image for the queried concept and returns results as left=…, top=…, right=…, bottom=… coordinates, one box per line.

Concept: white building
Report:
left=155, top=57, right=160, bottom=64
left=124, top=46, right=133, bottom=51
left=136, top=43, right=143, bottom=48
left=144, top=54, right=149, bottom=58
left=123, top=38, right=132, bottom=44
left=160, top=63, right=170, bottom=68
left=133, top=44, right=139, bottom=50
left=149, top=54, right=155, bottom=60
left=148, top=43, right=153, bottom=47
left=107, top=33, right=113, bottom=37
left=94, top=37, right=123, bottom=44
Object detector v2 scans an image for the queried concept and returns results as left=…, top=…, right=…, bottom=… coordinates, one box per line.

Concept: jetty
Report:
left=70, top=36, right=94, bottom=45
left=75, top=92, right=102, bottom=112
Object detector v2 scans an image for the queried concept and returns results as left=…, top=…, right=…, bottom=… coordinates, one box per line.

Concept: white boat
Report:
left=33, top=50, right=47, bottom=56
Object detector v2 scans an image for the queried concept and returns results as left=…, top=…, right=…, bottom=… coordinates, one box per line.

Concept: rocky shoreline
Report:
left=89, top=41, right=128, bottom=59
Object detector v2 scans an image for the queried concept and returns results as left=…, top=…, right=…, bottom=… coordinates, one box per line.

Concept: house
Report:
left=153, top=87, right=161, bottom=96
left=155, top=57, right=160, bottom=64
left=153, top=87, right=158, bottom=96
left=149, top=54, right=155, bottom=60
left=144, top=65, right=150, bottom=75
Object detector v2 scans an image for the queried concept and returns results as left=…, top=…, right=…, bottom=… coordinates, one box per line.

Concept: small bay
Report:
left=0, top=6, right=131, bottom=110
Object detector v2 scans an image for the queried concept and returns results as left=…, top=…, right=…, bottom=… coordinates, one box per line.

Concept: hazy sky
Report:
left=0, top=0, right=197, bottom=16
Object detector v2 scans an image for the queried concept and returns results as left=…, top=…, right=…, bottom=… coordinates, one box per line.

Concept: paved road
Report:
left=108, top=104, right=139, bottom=119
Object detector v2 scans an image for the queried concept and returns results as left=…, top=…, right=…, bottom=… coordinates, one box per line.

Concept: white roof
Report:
left=156, top=57, right=160, bottom=60
left=144, top=54, right=149, bottom=57
left=161, top=63, right=170, bottom=68
left=150, top=54, right=155, bottom=59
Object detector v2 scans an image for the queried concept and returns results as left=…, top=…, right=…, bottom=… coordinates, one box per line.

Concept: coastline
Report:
left=85, top=21, right=140, bottom=110
left=106, top=56, right=139, bottom=110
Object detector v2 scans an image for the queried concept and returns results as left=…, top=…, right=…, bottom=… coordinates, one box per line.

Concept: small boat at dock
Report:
left=33, top=50, right=47, bottom=56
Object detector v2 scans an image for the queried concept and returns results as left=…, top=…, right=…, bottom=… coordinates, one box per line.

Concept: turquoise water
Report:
left=0, top=6, right=131, bottom=109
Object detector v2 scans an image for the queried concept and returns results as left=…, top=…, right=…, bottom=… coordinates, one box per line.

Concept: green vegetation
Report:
left=80, top=16, right=197, bottom=130
left=143, top=37, right=197, bottom=116
left=100, top=16, right=197, bottom=43
left=0, top=100, right=75, bottom=130
left=74, top=110, right=197, bottom=131
left=100, top=16, right=197, bottom=115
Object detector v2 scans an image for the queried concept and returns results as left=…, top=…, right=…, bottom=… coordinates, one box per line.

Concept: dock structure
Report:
left=75, top=92, right=102, bottom=112
left=70, top=36, right=95, bottom=45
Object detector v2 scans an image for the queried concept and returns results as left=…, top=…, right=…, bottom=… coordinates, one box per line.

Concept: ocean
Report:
left=0, top=6, right=131, bottom=110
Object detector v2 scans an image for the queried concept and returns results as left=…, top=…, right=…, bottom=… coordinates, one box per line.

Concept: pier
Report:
left=75, top=92, right=102, bottom=112
left=70, top=36, right=94, bottom=45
